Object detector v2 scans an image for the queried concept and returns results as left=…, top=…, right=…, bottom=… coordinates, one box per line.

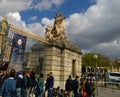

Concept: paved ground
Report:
left=30, top=86, right=120, bottom=97
left=96, top=86, right=120, bottom=97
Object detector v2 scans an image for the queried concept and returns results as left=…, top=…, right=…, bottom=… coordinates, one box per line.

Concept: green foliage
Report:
left=82, top=53, right=110, bottom=67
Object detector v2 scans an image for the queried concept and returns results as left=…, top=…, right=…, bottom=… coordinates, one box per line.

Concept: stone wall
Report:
left=27, top=51, right=44, bottom=69
left=43, top=45, right=82, bottom=89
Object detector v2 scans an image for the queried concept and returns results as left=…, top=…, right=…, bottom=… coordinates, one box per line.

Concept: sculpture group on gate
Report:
left=45, top=13, right=66, bottom=41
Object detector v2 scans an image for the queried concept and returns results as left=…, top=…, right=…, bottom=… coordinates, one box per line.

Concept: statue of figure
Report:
left=45, top=25, right=53, bottom=41
left=45, top=13, right=66, bottom=41
left=53, top=13, right=66, bottom=39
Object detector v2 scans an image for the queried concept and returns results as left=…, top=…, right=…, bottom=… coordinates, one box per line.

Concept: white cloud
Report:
left=6, top=12, right=26, bottom=29
left=0, top=0, right=32, bottom=16
left=88, top=40, right=120, bottom=58
left=8, top=12, right=21, bottom=21
left=0, top=0, right=65, bottom=16
left=41, top=18, right=54, bottom=26
left=67, top=13, right=90, bottom=34
left=33, top=0, right=64, bottom=11
left=65, top=0, right=120, bottom=59
left=27, top=22, right=44, bottom=36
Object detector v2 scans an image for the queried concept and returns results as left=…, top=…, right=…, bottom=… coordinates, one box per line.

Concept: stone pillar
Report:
left=43, top=46, right=62, bottom=88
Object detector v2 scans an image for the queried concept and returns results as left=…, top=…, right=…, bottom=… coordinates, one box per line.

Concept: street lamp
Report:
left=94, top=54, right=98, bottom=96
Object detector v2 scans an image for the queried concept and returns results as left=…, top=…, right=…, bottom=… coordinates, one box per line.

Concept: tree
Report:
left=82, top=53, right=110, bottom=67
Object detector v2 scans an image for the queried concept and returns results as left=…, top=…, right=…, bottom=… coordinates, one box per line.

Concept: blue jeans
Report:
left=48, top=88, right=53, bottom=97
left=16, top=88, right=21, bottom=97
left=38, top=89, right=44, bottom=97
left=21, top=88, right=27, bottom=97
left=27, top=88, right=30, bottom=97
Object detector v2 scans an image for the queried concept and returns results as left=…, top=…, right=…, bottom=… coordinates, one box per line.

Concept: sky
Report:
left=0, top=0, right=120, bottom=59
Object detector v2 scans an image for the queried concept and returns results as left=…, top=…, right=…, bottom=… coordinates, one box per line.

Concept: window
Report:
left=110, top=73, right=120, bottom=77
left=72, top=59, right=76, bottom=78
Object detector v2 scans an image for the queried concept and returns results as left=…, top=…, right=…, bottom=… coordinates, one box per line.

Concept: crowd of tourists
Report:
left=0, top=68, right=55, bottom=97
left=0, top=68, right=96, bottom=97
left=65, top=75, right=95, bottom=97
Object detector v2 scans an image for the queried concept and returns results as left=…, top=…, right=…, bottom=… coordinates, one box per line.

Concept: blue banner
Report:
left=10, top=33, right=27, bottom=66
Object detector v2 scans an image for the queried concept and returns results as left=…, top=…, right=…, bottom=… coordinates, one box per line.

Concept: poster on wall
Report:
left=9, top=33, right=27, bottom=70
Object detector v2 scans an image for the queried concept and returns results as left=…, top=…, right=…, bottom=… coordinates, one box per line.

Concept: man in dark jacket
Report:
left=72, top=76, right=79, bottom=97
left=44, top=74, right=50, bottom=97
left=85, top=78, right=91, bottom=97
left=30, top=68, right=35, bottom=94
left=48, top=72, right=54, bottom=97
left=16, top=73, right=23, bottom=97
left=65, top=75, right=72, bottom=97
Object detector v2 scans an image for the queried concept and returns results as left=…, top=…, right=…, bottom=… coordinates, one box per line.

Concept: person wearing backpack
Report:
left=16, top=71, right=23, bottom=97
left=37, top=73, right=44, bottom=97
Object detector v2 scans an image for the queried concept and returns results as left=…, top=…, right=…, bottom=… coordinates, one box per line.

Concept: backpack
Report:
left=71, top=79, right=79, bottom=90
left=33, top=81, right=42, bottom=95
left=65, top=79, right=72, bottom=90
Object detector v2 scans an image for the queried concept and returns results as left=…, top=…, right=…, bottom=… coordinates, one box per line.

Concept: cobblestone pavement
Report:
left=96, top=86, right=120, bottom=97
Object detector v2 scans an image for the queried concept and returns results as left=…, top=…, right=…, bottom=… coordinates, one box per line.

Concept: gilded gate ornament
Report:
left=0, top=16, right=9, bottom=61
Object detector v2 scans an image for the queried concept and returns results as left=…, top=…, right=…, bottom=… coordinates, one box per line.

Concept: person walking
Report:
left=1, top=69, right=16, bottom=97
left=65, top=75, right=72, bottom=97
left=0, top=70, right=9, bottom=96
left=44, top=74, right=50, bottom=97
left=30, top=68, right=36, bottom=94
left=85, top=78, right=91, bottom=97
left=21, top=71, right=28, bottom=97
left=72, top=76, right=79, bottom=97
left=81, top=78, right=87, bottom=97
left=90, top=79, right=95, bottom=97
left=48, top=72, right=54, bottom=97
left=16, top=71, right=23, bottom=97
left=37, top=73, right=44, bottom=97
left=26, top=72, right=31, bottom=97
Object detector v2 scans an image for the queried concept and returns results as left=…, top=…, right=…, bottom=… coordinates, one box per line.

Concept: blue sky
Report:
left=0, top=0, right=120, bottom=59
left=20, top=0, right=96, bottom=24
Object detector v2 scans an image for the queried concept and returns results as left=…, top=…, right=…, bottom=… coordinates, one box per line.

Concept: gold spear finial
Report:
left=0, top=16, right=8, bottom=35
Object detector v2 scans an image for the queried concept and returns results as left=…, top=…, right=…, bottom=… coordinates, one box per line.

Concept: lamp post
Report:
left=94, top=54, right=98, bottom=96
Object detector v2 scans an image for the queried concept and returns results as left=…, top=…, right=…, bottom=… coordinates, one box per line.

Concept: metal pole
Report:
left=0, top=17, right=8, bottom=62
left=94, top=54, right=98, bottom=96
left=0, top=35, right=5, bottom=62
left=95, top=58, right=98, bottom=96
